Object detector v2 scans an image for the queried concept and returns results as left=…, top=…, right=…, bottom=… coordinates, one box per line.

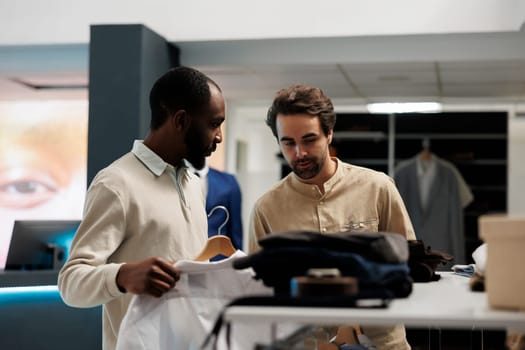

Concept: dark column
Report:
left=87, top=24, right=179, bottom=184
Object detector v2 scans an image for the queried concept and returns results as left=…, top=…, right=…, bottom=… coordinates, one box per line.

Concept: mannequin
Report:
left=187, top=160, right=243, bottom=255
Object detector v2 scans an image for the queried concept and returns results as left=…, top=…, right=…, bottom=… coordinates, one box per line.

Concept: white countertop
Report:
left=224, top=272, right=525, bottom=331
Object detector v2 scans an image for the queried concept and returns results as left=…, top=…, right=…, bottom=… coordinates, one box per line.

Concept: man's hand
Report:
left=116, top=257, right=180, bottom=297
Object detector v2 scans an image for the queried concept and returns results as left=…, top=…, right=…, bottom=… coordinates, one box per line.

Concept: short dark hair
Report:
left=149, top=66, right=221, bottom=130
left=266, top=84, right=336, bottom=138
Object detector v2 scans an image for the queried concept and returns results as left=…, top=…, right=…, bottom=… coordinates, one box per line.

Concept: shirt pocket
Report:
left=345, top=218, right=379, bottom=232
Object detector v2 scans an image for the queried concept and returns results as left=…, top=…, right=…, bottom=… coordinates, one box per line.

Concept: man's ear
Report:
left=327, top=129, right=334, bottom=144
left=172, top=110, right=190, bottom=131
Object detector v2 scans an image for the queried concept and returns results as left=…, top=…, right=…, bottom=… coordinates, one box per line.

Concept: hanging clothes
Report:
left=394, top=153, right=473, bottom=266
left=187, top=160, right=244, bottom=252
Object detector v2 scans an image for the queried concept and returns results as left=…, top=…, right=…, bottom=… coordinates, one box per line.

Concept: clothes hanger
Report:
left=193, top=205, right=236, bottom=261
left=419, top=137, right=432, bottom=161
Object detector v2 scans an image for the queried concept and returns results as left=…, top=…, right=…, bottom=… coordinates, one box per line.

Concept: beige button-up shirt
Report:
left=249, top=158, right=415, bottom=350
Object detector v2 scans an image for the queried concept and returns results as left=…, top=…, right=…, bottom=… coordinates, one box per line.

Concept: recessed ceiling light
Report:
left=366, top=102, right=442, bottom=114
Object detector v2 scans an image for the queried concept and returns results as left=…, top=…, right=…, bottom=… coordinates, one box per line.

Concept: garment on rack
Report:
left=206, top=168, right=243, bottom=250
left=115, top=251, right=279, bottom=350
left=190, top=162, right=244, bottom=253
left=395, top=154, right=473, bottom=265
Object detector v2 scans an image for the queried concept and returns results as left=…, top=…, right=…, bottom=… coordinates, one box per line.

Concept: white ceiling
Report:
left=1, top=31, right=525, bottom=107
left=195, top=60, right=525, bottom=104
left=2, top=60, right=525, bottom=105
left=178, top=32, right=525, bottom=107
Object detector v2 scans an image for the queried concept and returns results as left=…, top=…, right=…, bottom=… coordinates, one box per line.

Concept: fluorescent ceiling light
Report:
left=367, top=102, right=442, bottom=114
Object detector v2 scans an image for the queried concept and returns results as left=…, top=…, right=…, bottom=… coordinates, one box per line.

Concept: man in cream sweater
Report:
left=58, top=66, right=226, bottom=350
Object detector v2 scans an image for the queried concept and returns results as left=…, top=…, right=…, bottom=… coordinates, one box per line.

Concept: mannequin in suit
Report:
left=189, top=160, right=243, bottom=254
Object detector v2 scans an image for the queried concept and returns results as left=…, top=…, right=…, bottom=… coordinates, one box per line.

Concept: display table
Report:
left=224, top=273, right=525, bottom=331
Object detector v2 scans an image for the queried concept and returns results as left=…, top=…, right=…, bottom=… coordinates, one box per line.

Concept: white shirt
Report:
left=416, top=155, right=437, bottom=210
left=185, top=160, right=209, bottom=198
left=116, top=251, right=289, bottom=350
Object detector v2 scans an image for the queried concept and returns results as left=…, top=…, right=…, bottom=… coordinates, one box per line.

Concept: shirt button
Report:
left=319, top=201, right=324, bottom=205
left=321, top=227, right=326, bottom=232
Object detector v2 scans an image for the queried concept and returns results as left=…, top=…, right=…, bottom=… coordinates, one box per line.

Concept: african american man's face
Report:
left=184, top=84, right=225, bottom=169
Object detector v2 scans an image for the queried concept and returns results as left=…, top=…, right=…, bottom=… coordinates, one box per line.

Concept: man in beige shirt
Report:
left=250, top=84, right=416, bottom=350
left=58, top=67, right=226, bottom=350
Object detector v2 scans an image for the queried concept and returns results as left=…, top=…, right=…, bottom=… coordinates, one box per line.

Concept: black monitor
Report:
left=5, top=220, right=80, bottom=271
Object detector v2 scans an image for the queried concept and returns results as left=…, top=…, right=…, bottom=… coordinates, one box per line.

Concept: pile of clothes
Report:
left=233, top=231, right=413, bottom=303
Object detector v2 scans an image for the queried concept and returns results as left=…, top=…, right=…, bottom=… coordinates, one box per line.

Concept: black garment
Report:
left=407, top=240, right=454, bottom=282
left=257, top=231, right=409, bottom=264
left=233, top=247, right=412, bottom=299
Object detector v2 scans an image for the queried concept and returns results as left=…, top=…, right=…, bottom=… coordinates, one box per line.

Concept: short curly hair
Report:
left=266, top=84, right=336, bottom=138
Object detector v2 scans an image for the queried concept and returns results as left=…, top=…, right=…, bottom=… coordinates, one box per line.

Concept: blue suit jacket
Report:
left=206, top=168, right=243, bottom=250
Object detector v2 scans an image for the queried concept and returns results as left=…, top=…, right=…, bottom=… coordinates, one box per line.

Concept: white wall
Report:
left=1, top=0, right=524, bottom=45
left=508, top=111, right=525, bottom=215
left=225, top=102, right=280, bottom=251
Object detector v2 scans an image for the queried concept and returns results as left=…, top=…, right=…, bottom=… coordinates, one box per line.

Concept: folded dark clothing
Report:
left=359, top=271, right=412, bottom=300
left=408, top=240, right=453, bottom=263
left=408, top=240, right=454, bottom=282
left=258, top=231, right=409, bottom=264
left=233, top=247, right=412, bottom=299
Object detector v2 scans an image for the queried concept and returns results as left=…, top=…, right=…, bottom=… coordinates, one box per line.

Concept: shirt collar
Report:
left=416, top=153, right=436, bottom=177
left=184, top=159, right=209, bottom=179
left=324, top=157, right=343, bottom=189
left=132, top=140, right=180, bottom=176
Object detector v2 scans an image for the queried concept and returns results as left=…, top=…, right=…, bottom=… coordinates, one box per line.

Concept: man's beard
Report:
left=184, top=125, right=215, bottom=170
left=291, top=147, right=328, bottom=180
left=291, top=156, right=322, bottom=180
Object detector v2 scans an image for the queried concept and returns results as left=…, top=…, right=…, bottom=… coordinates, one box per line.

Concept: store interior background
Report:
left=1, top=1, right=525, bottom=349
left=2, top=1, right=525, bottom=260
